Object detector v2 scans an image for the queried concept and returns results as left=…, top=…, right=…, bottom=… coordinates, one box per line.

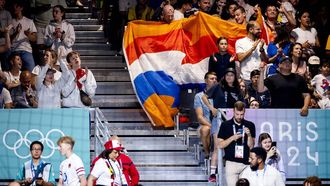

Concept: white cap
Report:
left=308, top=56, right=320, bottom=65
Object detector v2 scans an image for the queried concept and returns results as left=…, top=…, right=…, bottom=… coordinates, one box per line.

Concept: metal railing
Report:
left=92, top=108, right=113, bottom=156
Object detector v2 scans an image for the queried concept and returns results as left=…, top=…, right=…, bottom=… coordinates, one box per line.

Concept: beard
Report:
left=250, top=163, right=259, bottom=171
left=254, top=32, right=261, bottom=39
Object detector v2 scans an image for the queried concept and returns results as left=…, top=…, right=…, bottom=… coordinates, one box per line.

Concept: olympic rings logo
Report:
left=2, top=129, right=65, bottom=159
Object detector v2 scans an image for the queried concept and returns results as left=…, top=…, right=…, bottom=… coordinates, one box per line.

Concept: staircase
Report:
left=67, top=5, right=212, bottom=186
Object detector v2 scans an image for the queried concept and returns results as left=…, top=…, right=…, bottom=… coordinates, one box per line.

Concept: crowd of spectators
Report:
left=0, top=0, right=97, bottom=109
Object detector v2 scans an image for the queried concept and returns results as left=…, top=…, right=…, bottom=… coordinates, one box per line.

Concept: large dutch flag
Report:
left=123, top=11, right=267, bottom=128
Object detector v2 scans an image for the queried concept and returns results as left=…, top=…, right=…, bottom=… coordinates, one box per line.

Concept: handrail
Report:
left=93, top=108, right=113, bottom=156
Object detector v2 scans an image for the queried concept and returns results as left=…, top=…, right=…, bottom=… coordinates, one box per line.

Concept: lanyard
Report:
left=255, top=165, right=267, bottom=181
left=232, top=124, right=244, bottom=144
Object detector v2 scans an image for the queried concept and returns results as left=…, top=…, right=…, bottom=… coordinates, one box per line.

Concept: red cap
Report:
left=104, top=140, right=123, bottom=151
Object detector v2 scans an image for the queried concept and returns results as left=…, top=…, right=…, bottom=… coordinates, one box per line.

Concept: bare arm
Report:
left=257, top=62, right=268, bottom=92
left=195, top=107, right=212, bottom=127
left=219, top=133, right=242, bottom=149
left=79, top=175, right=87, bottom=186
left=300, top=93, right=310, bottom=116
left=237, top=39, right=260, bottom=62
left=87, top=175, right=96, bottom=186
left=202, top=94, right=217, bottom=117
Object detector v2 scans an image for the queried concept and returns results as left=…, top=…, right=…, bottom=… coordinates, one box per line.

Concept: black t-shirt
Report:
left=264, top=73, right=309, bottom=108
left=208, top=53, right=235, bottom=81
left=218, top=118, right=256, bottom=164
left=206, top=84, right=243, bottom=108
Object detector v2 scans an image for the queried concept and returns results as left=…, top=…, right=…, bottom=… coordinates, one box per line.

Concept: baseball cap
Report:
left=279, top=56, right=292, bottom=64
left=104, top=140, right=123, bottom=151
left=225, top=67, right=236, bottom=74
left=308, top=56, right=320, bottom=65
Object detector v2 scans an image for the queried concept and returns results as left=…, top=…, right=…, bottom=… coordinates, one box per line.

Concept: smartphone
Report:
left=237, top=128, right=243, bottom=134
left=271, top=141, right=277, bottom=147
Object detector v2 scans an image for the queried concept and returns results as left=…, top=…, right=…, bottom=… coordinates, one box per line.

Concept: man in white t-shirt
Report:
left=57, top=136, right=87, bottom=186
left=240, top=147, right=285, bottom=186
left=173, top=0, right=193, bottom=20
left=235, top=21, right=268, bottom=82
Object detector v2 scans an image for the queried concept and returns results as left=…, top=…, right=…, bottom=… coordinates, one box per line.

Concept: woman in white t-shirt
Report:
left=3, top=53, right=22, bottom=91
left=87, top=140, right=128, bottom=186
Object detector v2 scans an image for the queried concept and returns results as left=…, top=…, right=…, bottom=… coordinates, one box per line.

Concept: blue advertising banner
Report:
left=223, top=109, right=330, bottom=179
left=0, top=109, right=90, bottom=180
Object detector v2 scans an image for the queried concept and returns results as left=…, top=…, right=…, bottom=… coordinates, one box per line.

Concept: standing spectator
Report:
left=258, top=56, right=310, bottom=115
left=223, top=1, right=238, bottom=23
left=90, top=137, right=140, bottom=186
left=57, top=136, right=87, bottom=186
left=194, top=71, right=217, bottom=160
left=197, top=0, right=211, bottom=13
left=303, top=176, right=322, bottom=186
left=173, top=0, right=193, bottom=20
left=0, top=71, right=12, bottom=108
left=266, top=25, right=291, bottom=77
left=16, top=141, right=55, bottom=186
left=62, top=51, right=97, bottom=108
left=10, top=1, right=37, bottom=72
left=3, top=53, right=21, bottom=90
left=203, top=68, right=244, bottom=182
left=277, top=0, right=296, bottom=28
left=44, top=5, right=75, bottom=57
left=311, top=60, right=330, bottom=109
left=258, top=133, right=286, bottom=182
left=36, top=55, right=68, bottom=108
left=218, top=101, right=256, bottom=185
left=234, top=0, right=254, bottom=22
left=208, top=36, right=236, bottom=81
left=0, top=0, right=12, bottom=71
left=234, top=6, right=247, bottom=25
left=235, top=21, right=268, bottom=83
left=263, top=4, right=280, bottom=43
left=240, top=147, right=285, bottom=186
left=209, top=0, right=226, bottom=18
left=291, top=10, right=320, bottom=60
left=11, top=70, right=38, bottom=108
left=128, top=0, right=154, bottom=21
left=290, top=43, right=308, bottom=78
left=247, top=69, right=271, bottom=108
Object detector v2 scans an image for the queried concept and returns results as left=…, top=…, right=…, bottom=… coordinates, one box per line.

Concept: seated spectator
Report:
left=290, top=43, right=308, bottom=78
left=247, top=69, right=271, bottom=108
left=239, top=147, right=285, bottom=186
left=90, top=136, right=140, bottom=186
left=10, top=1, right=37, bottom=72
left=62, top=51, right=97, bottom=108
left=3, top=53, right=21, bottom=90
left=234, top=6, right=247, bottom=25
left=209, top=0, right=226, bottom=18
left=128, top=0, right=154, bottom=21
left=303, top=176, right=322, bottom=186
left=258, top=57, right=310, bottom=116
left=161, top=4, right=174, bottom=23
left=197, top=0, right=211, bottom=14
left=36, top=55, right=68, bottom=108
left=248, top=97, right=259, bottom=109
left=173, top=0, right=193, bottom=20
left=0, top=71, right=13, bottom=108
left=11, top=70, right=38, bottom=108
left=238, top=78, right=249, bottom=105
left=235, top=0, right=254, bottom=22
left=267, top=25, right=291, bottom=77
left=208, top=36, right=236, bottom=81
left=291, top=10, right=320, bottom=60
left=311, top=60, right=330, bottom=109
left=258, top=133, right=286, bottom=182
left=16, top=141, right=55, bottom=186
left=44, top=5, right=75, bottom=57
left=194, top=72, right=217, bottom=159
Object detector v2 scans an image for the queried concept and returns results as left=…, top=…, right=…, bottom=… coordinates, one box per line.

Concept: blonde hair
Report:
left=57, top=136, right=75, bottom=148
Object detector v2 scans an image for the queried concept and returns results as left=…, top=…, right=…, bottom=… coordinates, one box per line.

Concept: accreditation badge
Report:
left=235, top=145, right=244, bottom=158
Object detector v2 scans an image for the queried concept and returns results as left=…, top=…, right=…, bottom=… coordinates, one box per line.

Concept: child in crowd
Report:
left=311, top=60, right=330, bottom=109
left=61, top=51, right=97, bottom=108
left=57, top=136, right=87, bottom=186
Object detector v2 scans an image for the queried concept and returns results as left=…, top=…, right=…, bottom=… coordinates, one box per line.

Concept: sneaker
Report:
left=208, top=174, right=216, bottom=182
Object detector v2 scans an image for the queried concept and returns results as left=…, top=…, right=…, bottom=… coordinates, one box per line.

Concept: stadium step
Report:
left=67, top=6, right=210, bottom=185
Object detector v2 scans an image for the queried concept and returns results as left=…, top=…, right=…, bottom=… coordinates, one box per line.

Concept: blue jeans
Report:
left=16, top=51, right=35, bottom=72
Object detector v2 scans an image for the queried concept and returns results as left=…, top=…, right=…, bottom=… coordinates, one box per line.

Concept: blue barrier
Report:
left=216, top=108, right=330, bottom=180
left=0, top=109, right=90, bottom=180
